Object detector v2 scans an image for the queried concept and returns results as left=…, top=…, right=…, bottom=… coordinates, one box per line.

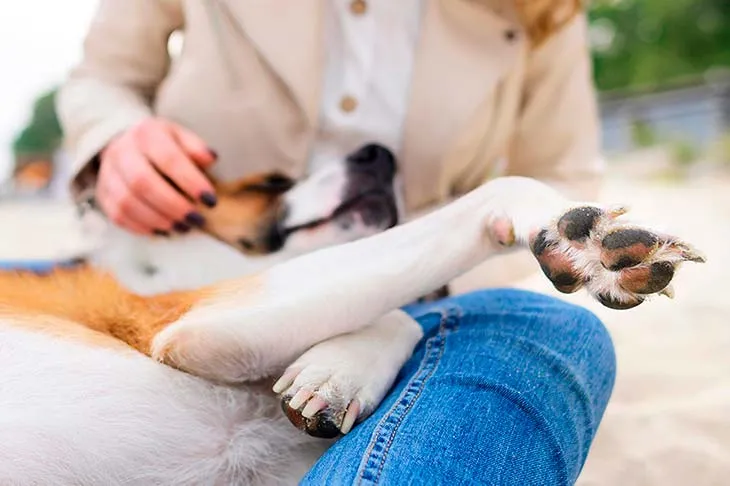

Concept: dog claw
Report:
left=677, top=244, right=706, bottom=263
left=607, top=205, right=629, bottom=218
left=341, top=401, right=360, bottom=435
left=301, top=395, right=328, bottom=419
left=288, top=387, right=314, bottom=410
left=272, top=368, right=299, bottom=394
left=660, top=285, right=675, bottom=299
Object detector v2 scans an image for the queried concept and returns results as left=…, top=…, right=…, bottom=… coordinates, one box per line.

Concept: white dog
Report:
left=0, top=144, right=703, bottom=485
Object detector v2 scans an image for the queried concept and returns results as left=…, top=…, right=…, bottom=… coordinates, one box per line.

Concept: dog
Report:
left=81, top=143, right=403, bottom=296
left=0, top=144, right=704, bottom=485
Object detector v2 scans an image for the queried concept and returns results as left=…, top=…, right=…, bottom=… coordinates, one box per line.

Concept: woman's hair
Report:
left=514, top=0, right=583, bottom=47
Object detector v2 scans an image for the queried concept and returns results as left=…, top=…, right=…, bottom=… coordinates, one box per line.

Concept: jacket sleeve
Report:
left=506, top=13, right=604, bottom=201
left=56, top=0, right=184, bottom=202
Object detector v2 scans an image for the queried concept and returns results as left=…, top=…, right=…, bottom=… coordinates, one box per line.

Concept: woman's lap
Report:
left=302, top=289, right=616, bottom=486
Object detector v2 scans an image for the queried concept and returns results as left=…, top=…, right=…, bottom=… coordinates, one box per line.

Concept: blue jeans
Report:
left=302, top=289, right=616, bottom=486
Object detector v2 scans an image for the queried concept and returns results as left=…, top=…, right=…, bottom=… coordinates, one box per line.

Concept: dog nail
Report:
left=153, top=229, right=170, bottom=237
left=288, top=388, right=314, bottom=410
left=272, top=369, right=299, bottom=394
left=173, top=221, right=191, bottom=233
left=185, top=212, right=206, bottom=227
left=660, top=285, right=675, bottom=299
left=200, top=192, right=218, bottom=208
left=301, top=396, right=327, bottom=419
left=341, top=401, right=360, bottom=434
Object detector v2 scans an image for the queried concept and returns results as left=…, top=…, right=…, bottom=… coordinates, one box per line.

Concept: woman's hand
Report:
left=96, top=117, right=218, bottom=235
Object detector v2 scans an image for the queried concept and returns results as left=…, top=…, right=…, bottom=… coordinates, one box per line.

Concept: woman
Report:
left=58, top=0, right=614, bottom=483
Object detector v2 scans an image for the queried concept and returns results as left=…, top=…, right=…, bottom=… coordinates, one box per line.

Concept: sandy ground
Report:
left=0, top=164, right=728, bottom=485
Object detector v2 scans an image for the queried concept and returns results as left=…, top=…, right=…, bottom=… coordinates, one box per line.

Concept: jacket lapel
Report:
left=400, top=0, right=525, bottom=209
left=214, top=0, right=325, bottom=128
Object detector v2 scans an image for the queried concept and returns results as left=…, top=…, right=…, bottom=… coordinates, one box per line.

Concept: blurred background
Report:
left=0, top=1, right=727, bottom=485
left=1, top=0, right=729, bottom=196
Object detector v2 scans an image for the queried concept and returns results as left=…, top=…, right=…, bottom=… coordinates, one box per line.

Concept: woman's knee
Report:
left=457, top=289, right=615, bottom=386
left=427, top=289, right=615, bottom=478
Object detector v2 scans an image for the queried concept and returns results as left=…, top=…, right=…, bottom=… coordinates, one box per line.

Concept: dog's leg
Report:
left=151, top=176, right=704, bottom=383
left=272, top=309, right=423, bottom=438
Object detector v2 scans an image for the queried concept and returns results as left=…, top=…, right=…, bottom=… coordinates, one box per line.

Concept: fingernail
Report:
left=185, top=212, right=206, bottom=227
left=153, top=229, right=170, bottom=237
left=173, top=221, right=191, bottom=233
left=200, top=191, right=218, bottom=208
left=209, top=148, right=218, bottom=160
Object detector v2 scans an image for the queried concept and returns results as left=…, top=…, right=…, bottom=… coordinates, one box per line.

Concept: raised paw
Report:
left=529, top=205, right=705, bottom=310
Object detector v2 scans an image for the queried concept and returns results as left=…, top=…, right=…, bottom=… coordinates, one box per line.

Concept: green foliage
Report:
left=630, top=119, right=658, bottom=147
left=12, top=88, right=62, bottom=160
left=668, top=138, right=700, bottom=167
left=588, top=0, right=730, bottom=92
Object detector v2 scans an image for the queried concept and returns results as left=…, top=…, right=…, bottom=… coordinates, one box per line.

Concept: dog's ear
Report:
left=245, top=173, right=295, bottom=194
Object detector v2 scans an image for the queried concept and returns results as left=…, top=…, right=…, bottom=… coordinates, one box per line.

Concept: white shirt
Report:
left=309, top=0, right=424, bottom=171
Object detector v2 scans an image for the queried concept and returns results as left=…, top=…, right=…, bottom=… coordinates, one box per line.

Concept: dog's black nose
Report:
left=346, top=143, right=396, bottom=180
left=263, top=223, right=286, bottom=253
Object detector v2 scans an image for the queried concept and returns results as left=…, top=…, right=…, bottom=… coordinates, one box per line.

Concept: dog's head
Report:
left=198, top=143, right=400, bottom=256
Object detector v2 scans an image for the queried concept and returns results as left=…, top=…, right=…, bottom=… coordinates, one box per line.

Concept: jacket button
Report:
left=339, top=95, right=358, bottom=113
left=350, top=0, right=367, bottom=15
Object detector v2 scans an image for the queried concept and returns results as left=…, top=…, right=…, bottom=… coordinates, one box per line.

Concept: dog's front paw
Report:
left=272, top=311, right=422, bottom=438
left=274, top=364, right=364, bottom=439
left=530, top=205, right=705, bottom=309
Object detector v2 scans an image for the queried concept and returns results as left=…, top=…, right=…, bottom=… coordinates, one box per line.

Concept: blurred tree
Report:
left=12, top=88, right=62, bottom=165
left=589, top=0, right=730, bottom=92
left=11, top=88, right=63, bottom=191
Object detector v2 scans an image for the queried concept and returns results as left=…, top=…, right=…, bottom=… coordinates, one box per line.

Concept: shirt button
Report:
left=339, top=95, right=358, bottom=113
left=350, top=0, right=367, bottom=15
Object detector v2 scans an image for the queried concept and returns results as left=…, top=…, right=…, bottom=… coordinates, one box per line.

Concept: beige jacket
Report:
left=58, top=0, right=602, bottom=213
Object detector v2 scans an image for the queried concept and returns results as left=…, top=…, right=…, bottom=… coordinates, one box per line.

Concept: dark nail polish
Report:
left=185, top=212, right=206, bottom=227
left=200, top=192, right=218, bottom=208
left=173, top=221, right=191, bottom=233
left=153, top=229, right=170, bottom=237
left=209, top=148, right=219, bottom=159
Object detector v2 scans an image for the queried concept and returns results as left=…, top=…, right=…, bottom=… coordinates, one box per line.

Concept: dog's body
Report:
left=0, top=145, right=704, bottom=485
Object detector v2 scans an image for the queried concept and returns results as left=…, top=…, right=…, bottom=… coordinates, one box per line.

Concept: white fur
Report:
left=0, top=320, right=326, bottom=486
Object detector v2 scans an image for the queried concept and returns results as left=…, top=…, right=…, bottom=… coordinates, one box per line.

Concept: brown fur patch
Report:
left=0, top=265, right=204, bottom=355
left=200, top=172, right=292, bottom=254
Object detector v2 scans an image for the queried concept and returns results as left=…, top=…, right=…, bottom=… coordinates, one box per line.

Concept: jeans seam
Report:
left=354, top=307, right=461, bottom=485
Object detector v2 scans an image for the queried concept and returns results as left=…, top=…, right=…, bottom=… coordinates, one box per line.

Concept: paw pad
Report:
left=557, top=206, right=604, bottom=242
left=280, top=394, right=342, bottom=439
left=530, top=205, right=704, bottom=310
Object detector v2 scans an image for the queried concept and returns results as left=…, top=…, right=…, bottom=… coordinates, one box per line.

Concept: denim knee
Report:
left=406, top=288, right=617, bottom=481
